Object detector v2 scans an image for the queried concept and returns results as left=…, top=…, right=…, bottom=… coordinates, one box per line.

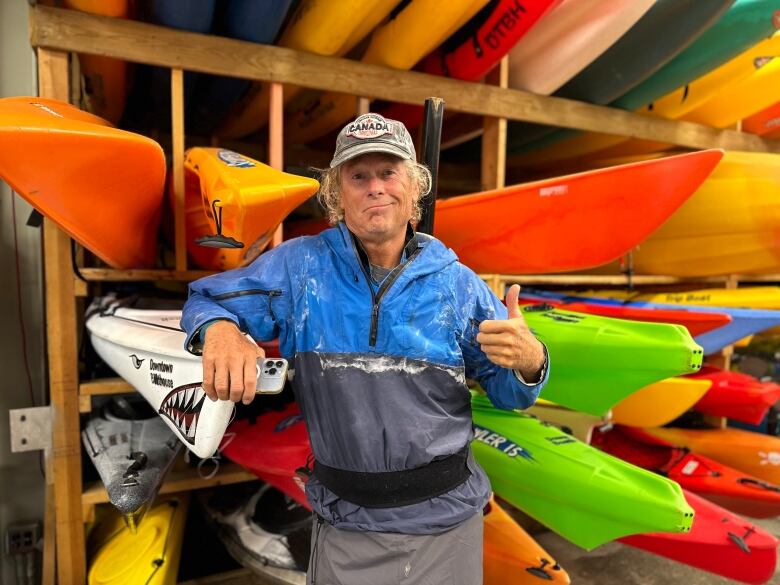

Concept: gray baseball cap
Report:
left=329, top=113, right=416, bottom=168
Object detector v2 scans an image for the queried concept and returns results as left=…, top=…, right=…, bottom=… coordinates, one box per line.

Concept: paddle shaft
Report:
left=417, top=97, right=444, bottom=235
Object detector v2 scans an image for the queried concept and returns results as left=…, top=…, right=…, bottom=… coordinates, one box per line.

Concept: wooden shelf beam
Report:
left=79, top=377, right=133, bottom=396
left=29, top=5, right=780, bottom=154
left=76, top=268, right=214, bottom=281
left=82, top=462, right=256, bottom=508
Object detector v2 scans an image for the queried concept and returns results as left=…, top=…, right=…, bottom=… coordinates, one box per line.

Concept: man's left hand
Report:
left=477, top=284, right=546, bottom=381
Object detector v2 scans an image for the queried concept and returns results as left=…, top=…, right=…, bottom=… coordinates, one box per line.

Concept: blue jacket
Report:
left=182, top=222, right=547, bottom=533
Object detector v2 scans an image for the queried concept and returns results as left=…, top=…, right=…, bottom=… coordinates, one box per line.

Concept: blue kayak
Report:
left=521, top=289, right=780, bottom=356
left=189, top=0, right=295, bottom=135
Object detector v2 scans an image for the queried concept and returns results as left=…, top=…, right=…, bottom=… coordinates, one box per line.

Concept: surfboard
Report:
left=0, top=97, right=165, bottom=269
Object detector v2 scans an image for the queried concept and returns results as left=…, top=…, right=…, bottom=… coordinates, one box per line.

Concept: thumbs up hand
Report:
left=477, top=284, right=546, bottom=381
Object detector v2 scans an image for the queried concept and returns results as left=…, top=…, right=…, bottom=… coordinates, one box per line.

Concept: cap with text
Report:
left=330, top=113, right=416, bottom=168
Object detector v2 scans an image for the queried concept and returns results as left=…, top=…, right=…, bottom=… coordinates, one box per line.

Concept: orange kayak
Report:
left=0, top=97, right=165, bottom=269
left=434, top=149, right=723, bottom=274
left=484, top=497, right=570, bottom=585
left=641, top=426, right=780, bottom=486
left=181, top=148, right=320, bottom=270
left=743, top=101, right=780, bottom=139
left=63, top=0, right=129, bottom=124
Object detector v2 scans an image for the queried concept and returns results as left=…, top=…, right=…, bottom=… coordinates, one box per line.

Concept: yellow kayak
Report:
left=587, top=287, right=780, bottom=311
left=88, top=494, right=189, bottom=585
left=589, top=152, right=780, bottom=277
left=181, top=148, right=320, bottom=271
left=216, top=0, right=401, bottom=139
left=641, top=427, right=780, bottom=486
left=526, top=400, right=605, bottom=443
left=285, top=0, right=489, bottom=144
left=611, top=378, right=712, bottom=428
left=510, top=32, right=780, bottom=168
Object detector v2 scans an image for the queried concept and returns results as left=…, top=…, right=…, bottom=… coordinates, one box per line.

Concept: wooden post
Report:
left=356, top=96, right=370, bottom=115
left=37, top=47, right=86, bottom=585
left=269, top=82, right=284, bottom=247
left=481, top=56, right=508, bottom=192
left=171, top=68, right=187, bottom=271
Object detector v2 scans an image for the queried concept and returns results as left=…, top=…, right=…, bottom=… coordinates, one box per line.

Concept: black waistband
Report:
left=313, top=445, right=471, bottom=508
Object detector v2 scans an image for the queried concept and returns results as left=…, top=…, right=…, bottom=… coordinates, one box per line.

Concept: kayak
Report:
left=63, top=0, right=129, bottom=124
left=507, top=0, right=654, bottom=95
left=199, top=482, right=309, bottom=584
left=744, top=101, right=780, bottom=138
left=641, top=425, right=780, bottom=486
left=592, top=424, right=780, bottom=518
left=522, top=290, right=780, bottom=355
left=471, top=393, right=695, bottom=550
left=690, top=366, right=780, bottom=426
left=620, top=490, right=779, bottom=585
left=610, top=377, right=712, bottom=428
left=87, top=493, right=189, bottom=585
left=82, top=396, right=182, bottom=528
left=85, top=297, right=236, bottom=459
left=435, top=149, right=722, bottom=274
left=508, top=0, right=734, bottom=151
left=187, top=0, right=295, bottom=136
left=181, top=148, right=320, bottom=271
left=593, top=286, right=780, bottom=310
left=520, top=291, right=732, bottom=337
left=519, top=304, right=703, bottom=417
left=378, top=0, right=561, bottom=129
left=224, top=402, right=571, bottom=583
left=216, top=0, right=402, bottom=139
left=0, top=97, right=165, bottom=269
left=525, top=400, right=604, bottom=443
left=511, top=1, right=780, bottom=167
left=285, top=0, right=490, bottom=144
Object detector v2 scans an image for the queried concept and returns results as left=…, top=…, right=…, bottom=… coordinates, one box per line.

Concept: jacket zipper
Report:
left=210, top=288, right=282, bottom=300
left=350, top=238, right=423, bottom=346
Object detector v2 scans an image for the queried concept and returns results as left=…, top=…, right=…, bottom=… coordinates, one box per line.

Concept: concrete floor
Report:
left=534, top=515, right=780, bottom=585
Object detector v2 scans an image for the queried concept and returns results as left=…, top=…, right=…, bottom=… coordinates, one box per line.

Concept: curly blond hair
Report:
left=317, top=158, right=432, bottom=225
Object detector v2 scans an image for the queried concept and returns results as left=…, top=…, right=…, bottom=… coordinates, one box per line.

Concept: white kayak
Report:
left=86, top=297, right=236, bottom=458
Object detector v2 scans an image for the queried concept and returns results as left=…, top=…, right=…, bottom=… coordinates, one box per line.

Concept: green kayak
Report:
left=471, top=393, right=695, bottom=550
left=616, top=0, right=780, bottom=110
left=522, top=304, right=703, bottom=416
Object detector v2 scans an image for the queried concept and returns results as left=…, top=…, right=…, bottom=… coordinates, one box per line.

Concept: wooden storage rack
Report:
left=27, top=5, right=780, bottom=583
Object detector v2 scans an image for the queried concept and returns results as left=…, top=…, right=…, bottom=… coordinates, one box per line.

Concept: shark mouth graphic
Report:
left=159, top=383, right=206, bottom=444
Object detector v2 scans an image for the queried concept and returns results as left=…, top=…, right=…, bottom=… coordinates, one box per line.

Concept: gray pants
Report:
left=306, top=512, right=483, bottom=585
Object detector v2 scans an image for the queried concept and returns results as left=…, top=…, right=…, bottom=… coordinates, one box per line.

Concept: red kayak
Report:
left=620, top=490, right=779, bottom=585
left=591, top=425, right=780, bottom=519
left=287, top=151, right=723, bottom=274
left=379, top=0, right=561, bottom=129
left=519, top=292, right=732, bottom=337
left=223, top=402, right=571, bottom=584
left=689, top=366, right=780, bottom=426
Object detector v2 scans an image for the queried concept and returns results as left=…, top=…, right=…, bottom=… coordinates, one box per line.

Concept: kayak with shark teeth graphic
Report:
left=85, top=296, right=244, bottom=458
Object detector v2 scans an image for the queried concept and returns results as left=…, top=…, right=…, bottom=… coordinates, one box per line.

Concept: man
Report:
left=181, top=113, right=548, bottom=585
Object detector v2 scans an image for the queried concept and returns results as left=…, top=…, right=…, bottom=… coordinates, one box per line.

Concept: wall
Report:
left=0, top=2, right=48, bottom=583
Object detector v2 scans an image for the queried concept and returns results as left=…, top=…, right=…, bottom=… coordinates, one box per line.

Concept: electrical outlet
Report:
left=5, top=522, right=40, bottom=556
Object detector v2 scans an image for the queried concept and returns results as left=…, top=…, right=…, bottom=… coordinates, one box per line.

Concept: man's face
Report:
left=339, top=153, right=414, bottom=244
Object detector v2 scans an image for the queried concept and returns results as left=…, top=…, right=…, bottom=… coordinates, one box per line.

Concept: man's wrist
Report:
left=513, top=342, right=548, bottom=385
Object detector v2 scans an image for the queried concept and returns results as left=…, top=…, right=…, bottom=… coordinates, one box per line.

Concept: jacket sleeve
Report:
left=457, top=270, right=548, bottom=411
left=180, top=241, right=294, bottom=355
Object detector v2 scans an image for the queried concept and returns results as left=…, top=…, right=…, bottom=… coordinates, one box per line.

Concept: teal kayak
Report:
left=616, top=0, right=780, bottom=110
left=521, top=304, right=703, bottom=416
left=471, top=393, right=695, bottom=550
